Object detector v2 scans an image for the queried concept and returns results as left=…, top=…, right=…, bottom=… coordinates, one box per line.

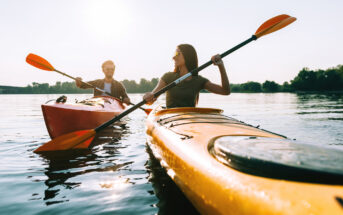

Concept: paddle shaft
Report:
left=54, top=69, right=147, bottom=111
left=54, top=69, right=114, bottom=96
left=93, top=35, right=258, bottom=133
left=154, top=35, right=257, bottom=98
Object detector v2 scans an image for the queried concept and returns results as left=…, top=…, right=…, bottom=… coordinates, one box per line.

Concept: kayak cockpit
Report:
left=210, top=136, right=343, bottom=185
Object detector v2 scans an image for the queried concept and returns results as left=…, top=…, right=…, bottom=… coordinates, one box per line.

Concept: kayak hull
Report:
left=145, top=107, right=343, bottom=215
left=42, top=96, right=125, bottom=138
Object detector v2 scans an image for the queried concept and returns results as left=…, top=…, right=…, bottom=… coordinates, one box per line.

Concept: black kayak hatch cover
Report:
left=211, top=136, right=343, bottom=185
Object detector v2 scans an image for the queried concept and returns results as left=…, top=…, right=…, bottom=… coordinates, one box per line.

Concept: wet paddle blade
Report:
left=26, top=53, right=55, bottom=71
left=34, top=129, right=96, bottom=153
left=254, top=14, right=296, bottom=38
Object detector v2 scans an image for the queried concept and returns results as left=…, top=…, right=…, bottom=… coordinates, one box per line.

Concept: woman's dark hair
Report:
left=174, top=44, right=198, bottom=76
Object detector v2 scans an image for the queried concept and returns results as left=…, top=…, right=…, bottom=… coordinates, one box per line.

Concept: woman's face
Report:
left=173, top=48, right=185, bottom=68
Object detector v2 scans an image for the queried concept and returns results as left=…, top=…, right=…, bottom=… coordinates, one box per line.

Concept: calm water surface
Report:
left=0, top=93, right=342, bottom=214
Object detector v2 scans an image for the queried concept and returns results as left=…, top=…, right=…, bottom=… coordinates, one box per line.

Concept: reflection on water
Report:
left=32, top=126, right=132, bottom=206
left=36, top=126, right=132, bottom=205
left=295, top=93, right=343, bottom=103
left=145, top=146, right=200, bottom=215
left=295, top=93, right=343, bottom=121
left=0, top=93, right=342, bottom=214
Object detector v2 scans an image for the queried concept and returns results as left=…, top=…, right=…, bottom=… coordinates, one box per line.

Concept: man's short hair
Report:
left=102, top=60, right=115, bottom=69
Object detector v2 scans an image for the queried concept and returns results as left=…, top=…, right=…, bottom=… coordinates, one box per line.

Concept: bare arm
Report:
left=204, top=55, right=230, bottom=95
left=143, top=79, right=167, bottom=104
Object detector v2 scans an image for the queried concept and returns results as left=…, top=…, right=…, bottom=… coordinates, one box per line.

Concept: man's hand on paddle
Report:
left=123, top=97, right=131, bottom=106
left=75, top=77, right=83, bottom=87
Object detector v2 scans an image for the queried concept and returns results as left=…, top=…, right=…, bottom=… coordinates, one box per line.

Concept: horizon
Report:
left=2, top=63, right=343, bottom=88
left=1, top=0, right=342, bottom=87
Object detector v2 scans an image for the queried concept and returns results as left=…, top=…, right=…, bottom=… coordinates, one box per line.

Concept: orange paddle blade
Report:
left=34, top=129, right=96, bottom=153
left=254, top=14, right=296, bottom=38
left=144, top=108, right=152, bottom=115
left=26, top=53, right=55, bottom=71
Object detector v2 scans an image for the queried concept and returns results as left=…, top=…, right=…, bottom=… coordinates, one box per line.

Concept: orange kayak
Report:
left=146, top=106, right=343, bottom=215
left=42, top=96, right=125, bottom=138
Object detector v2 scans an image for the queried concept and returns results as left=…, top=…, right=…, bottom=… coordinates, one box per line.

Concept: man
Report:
left=75, top=60, right=131, bottom=105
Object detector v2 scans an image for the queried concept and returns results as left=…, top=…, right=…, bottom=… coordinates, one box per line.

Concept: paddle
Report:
left=25, top=53, right=152, bottom=115
left=33, top=14, right=296, bottom=152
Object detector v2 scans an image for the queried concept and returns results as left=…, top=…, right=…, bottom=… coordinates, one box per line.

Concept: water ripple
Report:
left=0, top=93, right=342, bottom=214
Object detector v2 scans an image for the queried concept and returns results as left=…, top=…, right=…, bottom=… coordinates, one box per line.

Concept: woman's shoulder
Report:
left=196, top=75, right=209, bottom=83
left=161, top=71, right=178, bottom=82
left=163, top=71, right=176, bottom=77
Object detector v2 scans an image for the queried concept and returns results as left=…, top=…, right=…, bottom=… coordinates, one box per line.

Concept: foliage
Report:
left=1, top=65, right=342, bottom=94
left=0, top=78, right=160, bottom=94
left=0, top=82, right=91, bottom=94
left=230, top=82, right=262, bottom=92
left=290, top=65, right=343, bottom=91
left=262, top=80, right=280, bottom=92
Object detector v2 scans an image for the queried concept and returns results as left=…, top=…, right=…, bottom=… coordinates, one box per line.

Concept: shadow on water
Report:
left=32, top=124, right=132, bottom=206
left=295, top=92, right=343, bottom=102
left=145, top=145, right=200, bottom=215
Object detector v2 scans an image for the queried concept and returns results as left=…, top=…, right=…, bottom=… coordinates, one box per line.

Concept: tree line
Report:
left=1, top=65, right=342, bottom=94
left=229, top=65, right=343, bottom=92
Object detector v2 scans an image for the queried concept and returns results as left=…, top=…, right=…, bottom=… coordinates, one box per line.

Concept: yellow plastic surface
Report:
left=146, top=107, right=343, bottom=215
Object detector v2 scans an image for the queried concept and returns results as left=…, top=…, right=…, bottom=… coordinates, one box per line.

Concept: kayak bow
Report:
left=146, top=107, right=343, bottom=215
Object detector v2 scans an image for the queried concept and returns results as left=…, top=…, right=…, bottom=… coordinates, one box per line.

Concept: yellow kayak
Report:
left=145, top=107, right=343, bottom=215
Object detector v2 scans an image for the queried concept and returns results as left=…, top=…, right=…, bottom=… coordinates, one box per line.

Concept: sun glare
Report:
left=84, top=0, right=131, bottom=40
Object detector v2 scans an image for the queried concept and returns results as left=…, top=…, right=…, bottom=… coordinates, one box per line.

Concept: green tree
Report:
left=150, top=78, right=158, bottom=89
left=291, top=68, right=317, bottom=90
left=139, top=78, right=151, bottom=92
left=262, top=80, right=280, bottom=92
left=122, top=79, right=139, bottom=93
left=291, top=66, right=343, bottom=91
left=281, top=81, right=292, bottom=92
left=230, top=84, right=242, bottom=92
left=241, top=81, right=262, bottom=92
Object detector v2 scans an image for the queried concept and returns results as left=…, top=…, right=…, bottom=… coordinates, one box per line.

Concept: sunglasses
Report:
left=174, top=51, right=181, bottom=57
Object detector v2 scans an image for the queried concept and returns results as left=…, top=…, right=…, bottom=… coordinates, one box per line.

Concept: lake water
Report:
left=0, top=93, right=342, bottom=215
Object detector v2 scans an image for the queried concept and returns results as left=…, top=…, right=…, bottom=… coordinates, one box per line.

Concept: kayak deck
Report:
left=42, top=96, right=125, bottom=138
left=146, top=107, right=343, bottom=215
left=211, top=136, right=343, bottom=184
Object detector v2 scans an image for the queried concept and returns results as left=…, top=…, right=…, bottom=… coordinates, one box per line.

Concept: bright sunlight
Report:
left=83, top=0, right=131, bottom=41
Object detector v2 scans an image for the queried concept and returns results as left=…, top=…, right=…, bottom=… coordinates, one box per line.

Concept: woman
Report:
left=143, top=44, right=230, bottom=108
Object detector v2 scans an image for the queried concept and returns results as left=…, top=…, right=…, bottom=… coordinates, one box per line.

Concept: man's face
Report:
left=103, top=64, right=115, bottom=79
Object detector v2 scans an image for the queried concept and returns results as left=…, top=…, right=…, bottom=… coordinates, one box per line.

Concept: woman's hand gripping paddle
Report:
left=33, top=14, right=296, bottom=152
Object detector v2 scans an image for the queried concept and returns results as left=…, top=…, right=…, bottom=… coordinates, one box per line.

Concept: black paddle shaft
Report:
left=94, top=35, right=257, bottom=133
left=54, top=69, right=114, bottom=97
left=154, top=35, right=257, bottom=98
left=55, top=69, right=147, bottom=109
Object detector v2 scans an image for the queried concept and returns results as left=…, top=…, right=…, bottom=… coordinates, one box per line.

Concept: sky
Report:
left=0, top=0, right=342, bottom=87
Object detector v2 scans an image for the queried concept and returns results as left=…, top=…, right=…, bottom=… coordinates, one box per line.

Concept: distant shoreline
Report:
left=1, top=65, right=342, bottom=94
